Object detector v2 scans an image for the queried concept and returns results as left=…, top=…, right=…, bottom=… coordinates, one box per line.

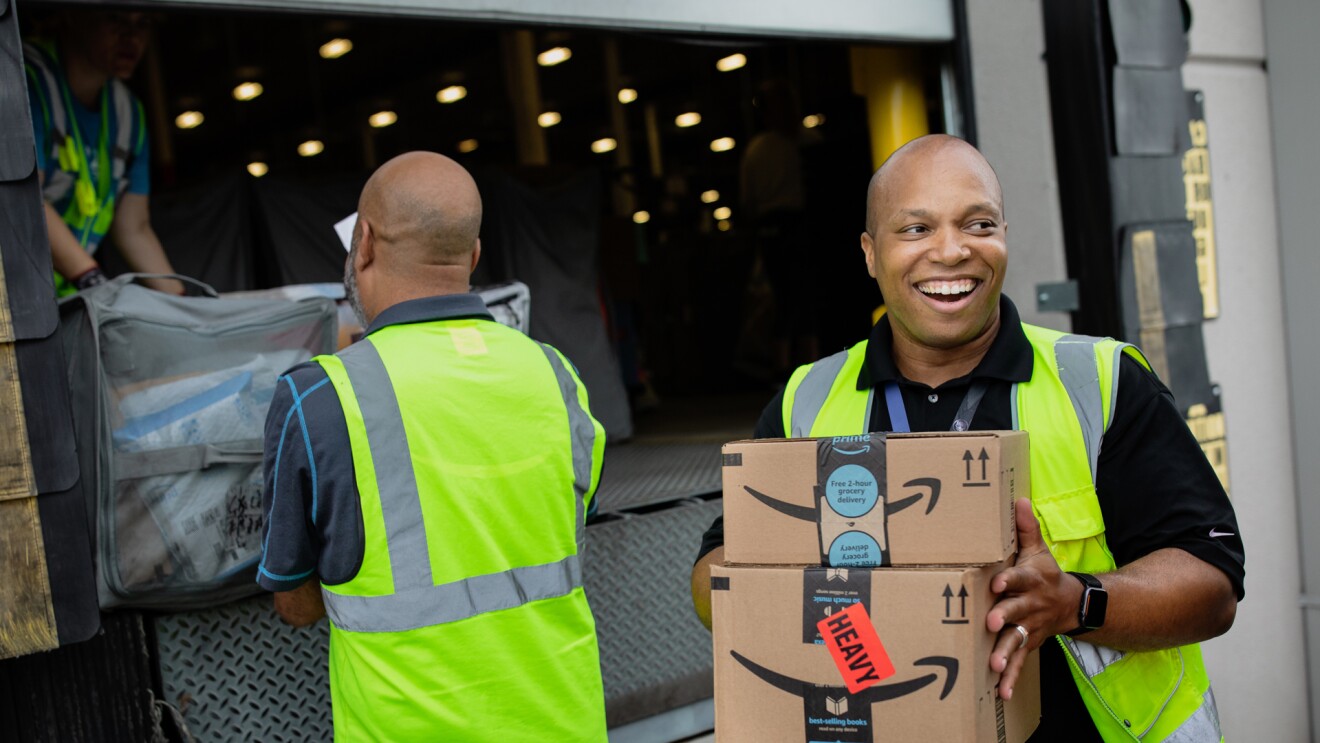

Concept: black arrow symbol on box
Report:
left=963, top=450, right=973, bottom=480
left=979, top=448, right=989, bottom=480
left=958, top=585, right=968, bottom=617
left=943, top=584, right=953, bottom=617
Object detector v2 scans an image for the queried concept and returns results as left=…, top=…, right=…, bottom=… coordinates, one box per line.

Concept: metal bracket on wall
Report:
left=1035, top=280, right=1080, bottom=313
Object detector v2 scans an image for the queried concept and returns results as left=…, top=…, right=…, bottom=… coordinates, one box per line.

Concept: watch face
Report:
left=1081, top=584, right=1108, bottom=629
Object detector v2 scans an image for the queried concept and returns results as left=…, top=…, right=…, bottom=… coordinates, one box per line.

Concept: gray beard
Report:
left=344, top=239, right=367, bottom=327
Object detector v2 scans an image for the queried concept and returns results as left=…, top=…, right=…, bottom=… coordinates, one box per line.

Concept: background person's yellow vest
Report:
left=782, top=323, right=1223, bottom=742
left=315, top=317, right=607, bottom=742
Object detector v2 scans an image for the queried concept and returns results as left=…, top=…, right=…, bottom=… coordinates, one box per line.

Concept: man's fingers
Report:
left=1014, top=497, right=1045, bottom=552
left=997, top=639, right=1030, bottom=700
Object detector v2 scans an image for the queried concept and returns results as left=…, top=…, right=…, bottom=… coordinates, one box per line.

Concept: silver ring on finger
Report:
left=1011, top=623, right=1029, bottom=650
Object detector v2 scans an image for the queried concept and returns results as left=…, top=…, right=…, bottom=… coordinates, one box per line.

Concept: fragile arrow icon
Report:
left=942, top=584, right=954, bottom=617
left=978, top=448, right=989, bottom=480
left=963, top=450, right=973, bottom=480
left=958, top=585, right=968, bottom=617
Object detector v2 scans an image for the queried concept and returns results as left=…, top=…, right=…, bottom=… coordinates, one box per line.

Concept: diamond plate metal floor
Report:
left=155, top=499, right=722, bottom=742
left=595, top=442, right=723, bottom=513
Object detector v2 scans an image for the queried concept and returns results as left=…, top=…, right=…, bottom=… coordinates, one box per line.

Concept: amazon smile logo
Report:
left=731, top=651, right=959, bottom=705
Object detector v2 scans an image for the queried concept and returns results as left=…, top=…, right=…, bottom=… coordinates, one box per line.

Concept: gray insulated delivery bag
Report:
left=59, top=275, right=337, bottom=610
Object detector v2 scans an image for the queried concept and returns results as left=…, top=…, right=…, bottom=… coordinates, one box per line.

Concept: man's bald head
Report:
left=865, top=135, right=1003, bottom=236
left=358, top=151, right=482, bottom=268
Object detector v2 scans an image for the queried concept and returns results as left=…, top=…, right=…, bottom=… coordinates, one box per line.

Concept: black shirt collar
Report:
left=365, top=293, right=494, bottom=336
left=858, top=294, right=1033, bottom=390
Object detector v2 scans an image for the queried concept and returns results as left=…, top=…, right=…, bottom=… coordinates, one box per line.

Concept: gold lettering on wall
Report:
left=1187, top=404, right=1230, bottom=496
left=1182, top=117, right=1220, bottom=319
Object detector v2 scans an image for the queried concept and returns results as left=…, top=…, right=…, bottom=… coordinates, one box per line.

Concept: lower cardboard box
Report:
left=711, top=562, right=1040, bottom=743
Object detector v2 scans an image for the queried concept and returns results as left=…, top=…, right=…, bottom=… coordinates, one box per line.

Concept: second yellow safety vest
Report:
left=781, top=322, right=1223, bottom=742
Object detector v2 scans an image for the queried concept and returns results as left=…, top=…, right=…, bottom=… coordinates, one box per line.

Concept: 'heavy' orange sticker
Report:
left=817, top=602, right=895, bottom=693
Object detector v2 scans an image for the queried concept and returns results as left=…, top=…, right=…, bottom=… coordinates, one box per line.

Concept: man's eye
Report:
left=900, top=225, right=928, bottom=234
left=969, top=220, right=995, bottom=231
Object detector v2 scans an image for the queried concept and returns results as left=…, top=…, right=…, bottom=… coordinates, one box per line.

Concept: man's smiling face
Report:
left=860, top=138, right=1007, bottom=353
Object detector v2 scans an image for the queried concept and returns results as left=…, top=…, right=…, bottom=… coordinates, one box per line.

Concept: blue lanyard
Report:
left=883, top=380, right=988, bottom=433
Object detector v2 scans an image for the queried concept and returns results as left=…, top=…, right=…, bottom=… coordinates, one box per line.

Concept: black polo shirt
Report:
left=698, top=295, right=1244, bottom=742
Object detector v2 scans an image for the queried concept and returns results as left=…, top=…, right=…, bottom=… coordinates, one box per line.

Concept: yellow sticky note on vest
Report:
left=450, top=326, right=488, bottom=356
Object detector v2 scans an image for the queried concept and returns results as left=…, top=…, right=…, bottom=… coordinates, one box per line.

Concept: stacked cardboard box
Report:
left=712, top=431, right=1041, bottom=743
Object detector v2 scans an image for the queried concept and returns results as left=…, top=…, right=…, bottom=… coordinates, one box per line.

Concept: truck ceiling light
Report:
left=617, top=88, right=638, bottom=104
left=538, top=111, right=562, bottom=128
left=716, top=53, right=746, bottom=72
left=675, top=112, right=702, bottom=128
left=319, top=38, right=352, bottom=59
left=633, top=210, right=651, bottom=224
left=369, top=111, right=397, bottom=128
left=232, top=82, right=263, bottom=101
left=701, top=190, right=720, bottom=204
left=247, top=162, right=268, bottom=177
left=436, top=85, right=467, bottom=104
left=175, top=111, right=204, bottom=129
left=591, top=138, right=617, bottom=154
left=458, top=139, right=479, bottom=153
left=710, top=137, right=735, bottom=152
left=537, top=46, right=572, bottom=66
left=803, top=113, right=825, bottom=128
left=298, top=140, right=324, bottom=157
left=718, top=219, right=732, bottom=232
left=714, top=206, right=732, bottom=220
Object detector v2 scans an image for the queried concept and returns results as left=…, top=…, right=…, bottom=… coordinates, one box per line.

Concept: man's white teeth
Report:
left=917, top=279, right=978, bottom=296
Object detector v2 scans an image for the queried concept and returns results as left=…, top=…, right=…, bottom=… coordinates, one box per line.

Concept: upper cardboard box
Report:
left=722, top=431, right=1028, bottom=567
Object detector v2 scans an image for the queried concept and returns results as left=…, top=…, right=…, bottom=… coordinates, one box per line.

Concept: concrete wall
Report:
left=964, top=0, right=1072, bottom=333
left=1262, top=0, right=1320, bottom=738
left=1183, top=0, right=1309, bottom=738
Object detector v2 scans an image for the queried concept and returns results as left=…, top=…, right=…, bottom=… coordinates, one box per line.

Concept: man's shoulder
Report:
left=271, top=361, right=336, bottom=412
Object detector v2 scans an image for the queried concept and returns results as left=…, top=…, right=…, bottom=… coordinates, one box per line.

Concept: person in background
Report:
left=694, top=135, right=1241, bottom=742
left=258, top=152, right=608, bottom=742
left=24, top=10, right=182, bottom=296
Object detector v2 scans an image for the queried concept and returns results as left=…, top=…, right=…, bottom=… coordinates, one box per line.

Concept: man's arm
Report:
left=986, top=499, right=1236, bottom=699
left=274, top=581, right=327, bottom=628
left=109, top=193, right=183, bottom=294
left=44, top=200, right=100, bottom=282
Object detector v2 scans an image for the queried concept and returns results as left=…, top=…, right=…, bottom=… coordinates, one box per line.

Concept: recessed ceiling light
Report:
left=538, top=111, right=562, bottom=128
left=436, top=85, right=467, bottom=104
left=716, top=53, right=746, bottom=72
left=803, top=114, right=826, bottom=128
left=537, top=47, right=572, bottom=66
left=368, top=111, right=397, bottom=128
left=247, top=162, right=268, bottom=177
left=717, top=219, right=732, bottom=232
left=701, top=190, right=720, bottom=204
left=458, top=139, right=479, bottom=153
left=591, top=138, right=617, bottom=154
left=713, top=206, right=732, bottom=220
left=632, top=210, right=651, bottom=224
left=175, top=111, right=204, bottom=129
left=232, top=82, right=263, bottom=101
left=710, top=137, right=736, bottom=153
left=617, top=88, right=638, bottom=104
left=319, top=38, right=352, bottom=59
left=298, top=140, right=324, bottom=157
left=675, top=112, right=702, bottom=128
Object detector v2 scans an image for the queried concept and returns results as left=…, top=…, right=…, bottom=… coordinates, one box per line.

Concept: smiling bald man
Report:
left=692, top=135, right=1242, bottom=742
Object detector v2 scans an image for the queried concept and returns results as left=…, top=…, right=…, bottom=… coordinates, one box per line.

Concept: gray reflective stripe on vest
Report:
left=790, top=348, right=850, bottom=437
left=109, top=79, right=134, bottom=192
left=24, top=44, right=76, bottom=204
left=1055, top=335, right=1105, bottom=482
left=538, top=344, right=594, bottom=551
left=336, top=339, right=433, bottom=592
left=1165, top=687, right=1222, bottom=742
left=324, top=553, right=582, bottom=633
left=1060, top=637, right=1125, bottom=679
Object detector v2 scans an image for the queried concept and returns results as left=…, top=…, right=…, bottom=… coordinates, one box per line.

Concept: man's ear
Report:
left=860, top=231, right=877, bottom=279
left=470, top=239, right=482, bottom=274
left=356, top=219, right=375, bottom=271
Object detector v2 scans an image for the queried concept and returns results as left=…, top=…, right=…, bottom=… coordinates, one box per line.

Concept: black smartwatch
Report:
left=1065, top=572, right=1108, bottom=636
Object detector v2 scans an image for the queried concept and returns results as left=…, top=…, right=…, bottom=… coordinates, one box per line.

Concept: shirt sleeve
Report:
left=1096, top=354, right=1246, bottom=599
left=257, top=367, right=325, bottom=592
left=125, top=98, right=150, bottom=195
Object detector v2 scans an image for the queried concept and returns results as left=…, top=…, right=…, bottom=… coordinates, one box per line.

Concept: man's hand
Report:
left=690, top=546, right=724, bottom=630
left=986, top=498, right=1080, bottom=700
left=273, top=581, right=326, bottom=627
left=111, top=194, right=184, bottom=295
